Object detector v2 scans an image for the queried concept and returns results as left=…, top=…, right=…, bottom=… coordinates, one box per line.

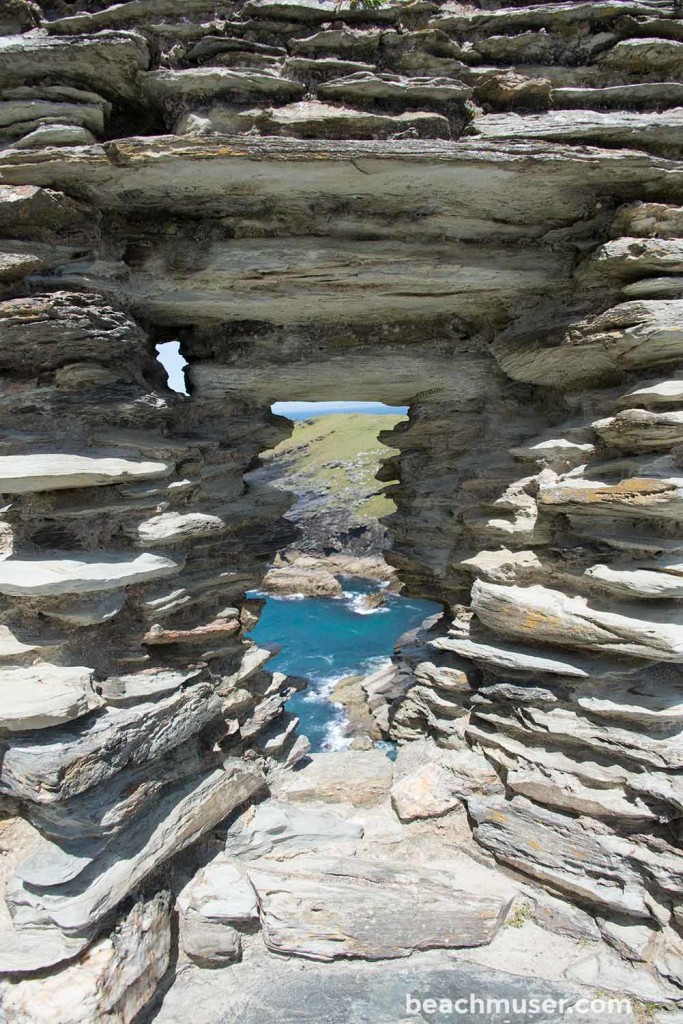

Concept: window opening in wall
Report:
left=155, top=341, right=189, bottom=396
left=247, top=400, right=441, bottom=754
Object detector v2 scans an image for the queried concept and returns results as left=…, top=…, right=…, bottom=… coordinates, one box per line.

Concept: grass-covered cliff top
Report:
left=263, top=412, right=405, bottom=522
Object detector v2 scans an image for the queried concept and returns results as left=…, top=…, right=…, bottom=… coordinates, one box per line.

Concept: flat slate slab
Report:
left=153, top=946, right=634, bottom=1024
left=0, top=663, right=98, bottom=731
left=0, top=453, right=170, bottom=493
left=247, top=854, right=511, bottom=961
left=0, top=926, right=90, bottom=976
left=278, top=750, right=392, bottom=806
left=0, top=552, right=181, bottom=596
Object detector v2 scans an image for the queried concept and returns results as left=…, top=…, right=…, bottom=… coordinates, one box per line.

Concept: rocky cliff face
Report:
left=1, top=0, right=683, bottom=1018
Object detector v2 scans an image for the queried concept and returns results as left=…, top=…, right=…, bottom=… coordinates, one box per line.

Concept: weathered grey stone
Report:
left=612, top=203, right=683, bottom=241
left=0, top=683, right=225, bottom=802
left=0, top=250, right=42, bottom=281
left=0, top=1, right=40, bottom=35
left=12, top=125, right=97, bottom=149
left=241, top=0, right=393, bottom=21
left=224, top=798, right=363, bottom=858
left=144, top=68, right=304, bottom=111
left=600, top=38, right=683, bottom=74
left=9, top=760, right=265, bottom=935
left=593, top=409, right=683, bottom=451
left=177, top=853, right=257, bottom=964
left=472, top=578, right=683, bottom=662
left=55, top=233, right=565, bottom=326
left=0, top=30, right=150, bottom=102
left=584, top=237, right=683, bottom=281
left=0, top=664, right=99, bottom=731
left=391, top=759, right=466, bottom=821
left=136, top=511, right=225, bottom=546
left=261, top=561, right=343, bottom=597
left=2, top=0, right=683, bottom=1011
left=473, top=71, right=551, bottom=111
left=0, top=926, right=90, bottom=976
left=45, top=0, right=238, bottom=35
left=25, top=739, right=221, bottom=841
left=179, top=100, right=450, bottom=140
left=289, top=28, right=381, bottom=60
left=504, top=764, right=657, bottom=823
left=622, top=276, right=683, bottom=299
left=40, top=592, right=126, bottom=627
left=467, top=723, right=662, bottom=823
left=469, top=796, right=653, bottom=917
left=582, top=561, right=683, bottom=599
left=0, top=94, right=108, bottom=135
left=531, top=891, right=601, bottom=943
left=279, top=750, right=392, bottom=806
left=598, top=918, right=656, bottom=963
left=495, top=300, right=683, bottom=388
left=248, top=854, right=512, bottom=960
left=178, top=854, right=258, bottom=924
left=0, top=893, right=171, bottom=1024
left=151, top=944, right=633, bottom=1024
left=98, top=666, right=204, bottom=705
left=0, top=452, right=170, bottom=493
left=435, top=630, right=627, bottom=680
left=179, top=914, right=242, bottom=965
left=510, top=435, right=595, bottom=469
left=187, top=35, right=287, bottom=64
left=470, top=109, right=683, bottom=157
left=0, top=552, right=181, bottom=597
left=391, top=738, right=502, bottom=822
left=565, top=950, right=679, bottom=1004
left=318, top=71, right=471, bottom=107
left=474, top=699, right=683, bottom=772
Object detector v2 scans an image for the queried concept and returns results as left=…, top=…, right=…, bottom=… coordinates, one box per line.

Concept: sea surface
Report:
left=247, top=578, right=441, bottom=752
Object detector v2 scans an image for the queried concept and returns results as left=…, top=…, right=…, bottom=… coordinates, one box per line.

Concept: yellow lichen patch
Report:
left=612, top=477, right=675, bottom=494
left=540, top=478, right=676, bottom=507
left=519, top=608, right=567, bottom=634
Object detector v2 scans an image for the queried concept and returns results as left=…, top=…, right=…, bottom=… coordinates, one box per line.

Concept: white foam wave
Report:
left=321, top=707, right=352, bottom=752
left=358, top=654, right=393, bottom=676
left=363, top=654, right=392, bottom=669
left=300, top=673, right=346, bottom=704
left=346, top=592, right=389, bottom=616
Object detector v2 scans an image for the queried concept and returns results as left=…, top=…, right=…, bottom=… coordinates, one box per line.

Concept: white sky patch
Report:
left=155, top=341, right=189, bottom=396
left=272, top=401, right=408, bottom=420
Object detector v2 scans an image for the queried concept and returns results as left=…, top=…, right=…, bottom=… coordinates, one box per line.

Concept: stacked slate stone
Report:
left=0, top=0, right=682, bottom=1019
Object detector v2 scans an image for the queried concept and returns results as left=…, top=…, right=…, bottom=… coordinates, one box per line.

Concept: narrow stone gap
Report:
left=245, top=399, right=440, bottom=755
left=155, top=341, right=189, bottom=396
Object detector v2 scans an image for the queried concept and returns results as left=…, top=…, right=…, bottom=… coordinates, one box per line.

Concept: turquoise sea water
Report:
left=247, top=579, right=441, bottom=752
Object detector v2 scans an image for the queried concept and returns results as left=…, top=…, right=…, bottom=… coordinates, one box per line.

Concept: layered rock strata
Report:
left=1, top=0, right=683, bottom=1019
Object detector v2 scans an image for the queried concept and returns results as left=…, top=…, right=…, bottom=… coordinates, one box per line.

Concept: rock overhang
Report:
left=3, top=134, right=683, bottom=332
left=2, top=135, right=682, bottom=226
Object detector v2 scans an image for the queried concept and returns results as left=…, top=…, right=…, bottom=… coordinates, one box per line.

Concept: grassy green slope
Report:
left=263, top=412, right=406, bottom=521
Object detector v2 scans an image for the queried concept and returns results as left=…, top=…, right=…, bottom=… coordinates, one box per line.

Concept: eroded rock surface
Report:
left=1, top=0, right=683, bottom=1020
